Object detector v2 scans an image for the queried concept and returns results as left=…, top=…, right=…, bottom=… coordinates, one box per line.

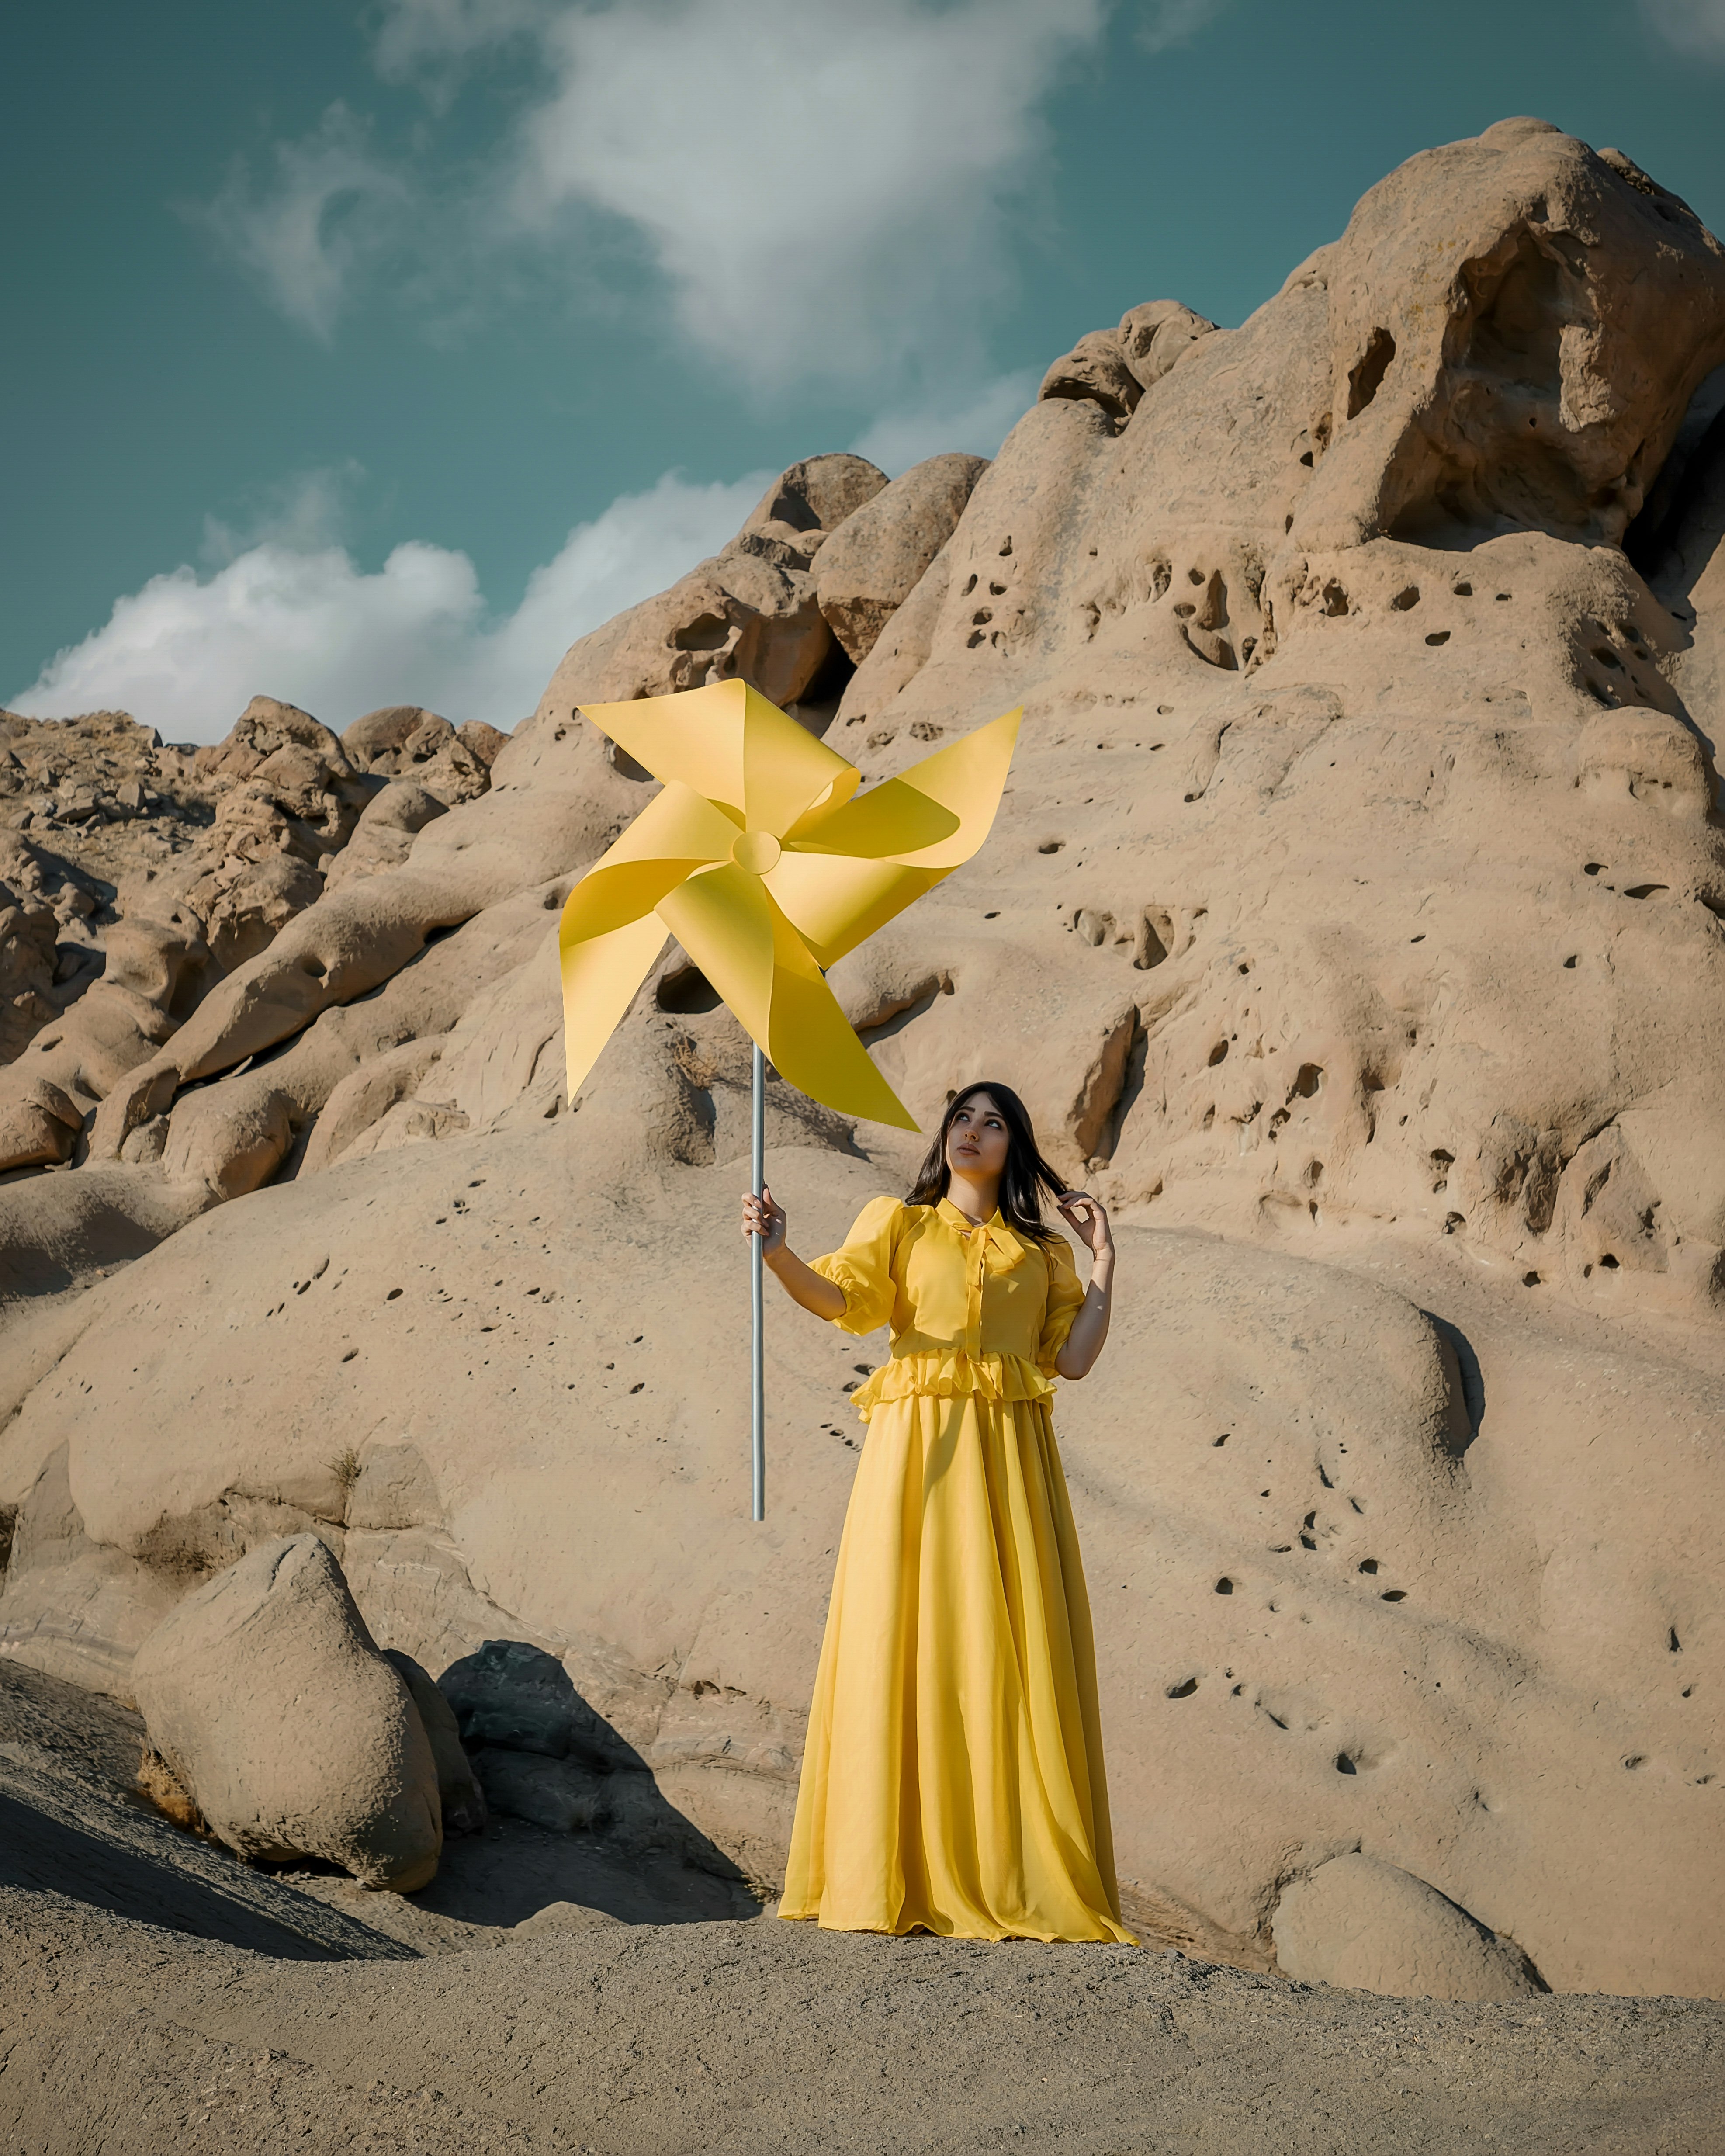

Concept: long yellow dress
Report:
left=779, top=1195, right=1137, bottom=1944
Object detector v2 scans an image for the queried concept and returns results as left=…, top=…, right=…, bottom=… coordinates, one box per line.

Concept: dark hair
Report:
left=906, top=1081, right=1066, bottom=1244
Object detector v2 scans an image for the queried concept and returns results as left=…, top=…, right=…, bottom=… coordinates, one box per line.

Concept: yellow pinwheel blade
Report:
left=658, top=864, right=918, bottom=1130
left=578, top=679, right=859, bottom=835
left=762, top=850, right=942, bottom=972
left=793, top=706, right=1021, bottom=869
left=559, top=781, right=740, bottom=948
left=560, top=911, right=670, bottom=1102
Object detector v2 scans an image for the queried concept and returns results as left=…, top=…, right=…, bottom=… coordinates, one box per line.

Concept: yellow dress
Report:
left=779, top=1195, right=1137, bottom=1944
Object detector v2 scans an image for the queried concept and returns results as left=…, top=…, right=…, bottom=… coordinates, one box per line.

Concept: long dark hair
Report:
left=906, top=1081, right=1065, bottom=1245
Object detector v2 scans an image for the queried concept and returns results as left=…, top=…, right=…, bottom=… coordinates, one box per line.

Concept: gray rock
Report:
left=132, top=1534, right=442, bottom=1892
left=1272, top=1854, right=1543, bottom=2000
left=382, top=1649, right=486, bottom=1836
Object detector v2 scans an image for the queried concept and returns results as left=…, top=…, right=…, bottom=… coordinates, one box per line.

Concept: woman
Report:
left=741, top=1080, right=1135, bottom=1945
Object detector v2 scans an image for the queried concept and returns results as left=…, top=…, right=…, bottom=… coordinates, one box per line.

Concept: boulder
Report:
left=1039, top=330, right=1144, bottom=421
left=815, top=453, right=990, bottom=665
left=321, top=780, right=448, bottom=897
left=1273, top=1855, right=1543, bottom=2000
left=131, top=1533, right=442, bottom=1891
left=1117, top=300, right=1219, bottom=390
left=342, top=707, right=450, bottom=772
left=383, top=1648, right=487, bottom=1836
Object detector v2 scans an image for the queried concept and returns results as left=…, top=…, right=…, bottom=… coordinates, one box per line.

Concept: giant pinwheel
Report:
left=556, top=678, right=1021, bottom=1520
left=558, top=679, right=1020, bottom=1130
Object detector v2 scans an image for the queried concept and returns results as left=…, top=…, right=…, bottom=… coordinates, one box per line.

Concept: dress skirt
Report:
left=779, top=1386, right=1136, bottom=1944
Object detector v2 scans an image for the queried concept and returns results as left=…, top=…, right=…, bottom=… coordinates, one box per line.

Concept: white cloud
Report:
left=1641, top=0, right=1725, bottom=53
left=189, top=104, right=409, bottom=341
left=11, top=469, right=766, bottom=744
left=850, top=369, right=1039, bottom=476
left=374, top=0, right=550, bottom=94
left=503, top=0, right=1107, bottom=388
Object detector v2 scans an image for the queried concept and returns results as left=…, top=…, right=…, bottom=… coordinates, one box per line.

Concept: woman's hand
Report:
left=1055, top=1192, right=1115, bottom=1381
left=1056, top=1190, right=1113, bottom=1262
left=740, top=1185, right=845, bottom=1321
left=741, top=1184, right=787, bottom=1258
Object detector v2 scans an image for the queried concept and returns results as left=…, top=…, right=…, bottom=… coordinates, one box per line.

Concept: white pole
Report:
left=751, top=1042, right=766, bottom=1522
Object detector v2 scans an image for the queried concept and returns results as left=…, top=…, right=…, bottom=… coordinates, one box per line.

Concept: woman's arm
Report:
left=1053, top=1192, right=1115, bottom=1379
left=741, top=1185, right=846, bottom=1321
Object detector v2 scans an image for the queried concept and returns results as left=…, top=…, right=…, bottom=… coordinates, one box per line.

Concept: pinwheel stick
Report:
left=751, top=1042, right=766, bottom=1522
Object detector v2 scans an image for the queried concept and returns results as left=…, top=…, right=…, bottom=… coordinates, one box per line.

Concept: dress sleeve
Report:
left=1036, top=1234, right=1088, bottom=1373
left=807, top=1196, right=902, bottom=1336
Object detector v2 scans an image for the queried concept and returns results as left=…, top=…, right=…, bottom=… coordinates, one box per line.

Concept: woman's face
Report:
left=946, top=1092, right=1011, bottom=1182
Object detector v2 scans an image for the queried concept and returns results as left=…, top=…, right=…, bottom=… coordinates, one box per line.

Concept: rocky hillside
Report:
left=3, top=117, right=1724, bottom=2000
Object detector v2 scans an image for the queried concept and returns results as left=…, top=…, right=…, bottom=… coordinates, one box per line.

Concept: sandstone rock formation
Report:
left=131, top=1533, right=442, bottom=1890
left=814, top=453, right=989, bottom=663
left=2, top=118, right=1724, bottom=2000
left=1271, top=1853, right=1542, bottom=2000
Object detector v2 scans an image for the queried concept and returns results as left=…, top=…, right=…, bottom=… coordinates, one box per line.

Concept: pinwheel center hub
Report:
left=731, top=829, right=782, bottom=876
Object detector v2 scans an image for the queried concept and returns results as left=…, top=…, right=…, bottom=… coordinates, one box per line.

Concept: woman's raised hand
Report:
left=1056, top=1190, right=1114, bottom=1259
left=741, top=1184, right=788, bottom=1257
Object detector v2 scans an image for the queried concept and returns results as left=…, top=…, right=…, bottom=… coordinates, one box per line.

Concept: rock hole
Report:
left=1358, top=1559, right=1379, bottom=1575
left=1444, top=1211, right=1466, bottom=1234
left=1334, top=1752, right=1358, bottom=1775
left=1523, top=1271, right=1541, bottom=1287
left=1188, top=567, right=1205, bottom=586
left=1624, top=1755, right=1646, bottom=1771
left=1563, top=955, right=1578, bottom=968
left=386, top=1288, right=403, bottom=1301
left=1303, top=1159, right=1323, bottom=1187
left=1425, top=630, right=1451, bottom=647
left=1318, top=1464, right=1334, bottom=1488
left=1453, top=581, right=1473, bottom=596
left=1346, top=327, right=1396, bottom=418
left=1321, top=580, right=1349, bottom=616
left=1584, top=862, right=1606, bottom=877
left=1208, top=1039, right=1230, bottom=1066
left=998, top=537, right=1013, bottom=557
left=1167, top=1676, right=1199, bottom=1699
left=1037, top=839, right=1064, bottom=854
left=1429, top=1149, right=1453, bottom=1190
left=1593, top=645, right=1624, bottom=671
left=1299, top=450, right=1314, bottom=467
left=1392, top=586, right=1420, bottom=611
left=1292, top=1063, right=1323, bottom=1098
left=1214, top=1577, right=1234, bottom=1595
left=1495, top=591, right=1511, bottom=601
left=1670, top=1626, right=1682, bottom=1653
left=1624, top=884, right=1668, bottom=900
left=1380, top=1589, right=1407, bottom=1603
left=962, top=574, right=977, bottom=596
left=1212, top=1433, right=1229, bottom=1447
left=1598, top=1252, right=1620, bottom=1269
left=657, top=963, right=724, bottom=1015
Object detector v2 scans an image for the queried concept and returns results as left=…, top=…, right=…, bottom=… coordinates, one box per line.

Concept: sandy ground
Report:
left=2, top=1661, right=1722, bottom=2154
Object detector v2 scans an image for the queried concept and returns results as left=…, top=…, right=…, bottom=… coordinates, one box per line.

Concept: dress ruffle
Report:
left=849, top=1348, right=1057, bottom=1419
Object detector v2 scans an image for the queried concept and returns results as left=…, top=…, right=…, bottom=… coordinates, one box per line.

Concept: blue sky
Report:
left=7, top=0, right=1725, bottom=741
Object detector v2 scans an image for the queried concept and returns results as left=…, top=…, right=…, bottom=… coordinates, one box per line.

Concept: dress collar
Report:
left=936, top=1196, right=1008, bottom=1237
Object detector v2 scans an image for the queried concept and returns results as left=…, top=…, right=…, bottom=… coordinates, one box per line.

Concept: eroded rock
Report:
left=131, top=1533, right=442, bottom=1890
